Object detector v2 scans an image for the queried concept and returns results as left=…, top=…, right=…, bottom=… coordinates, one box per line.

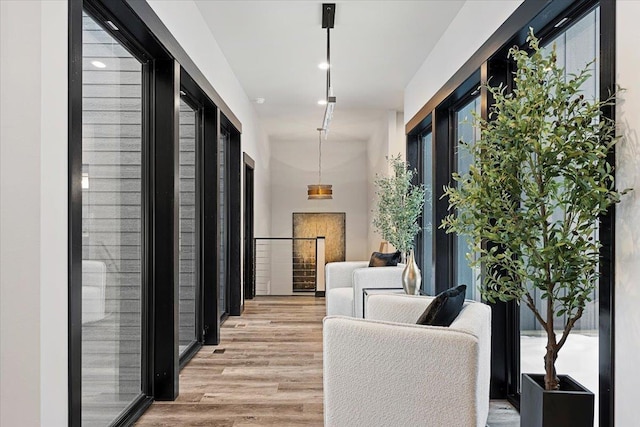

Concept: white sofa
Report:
left=325, top=261, right=405, bottom=318
left=323, top=294, right=492, bottom=427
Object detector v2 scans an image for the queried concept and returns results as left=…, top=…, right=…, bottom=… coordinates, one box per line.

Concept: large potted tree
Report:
left=442, top=30, right=627, bottom=426
left=373, top=155, right=426, bottom=294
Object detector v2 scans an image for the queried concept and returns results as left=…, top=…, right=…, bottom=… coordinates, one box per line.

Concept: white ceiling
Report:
left=194, top=0, right=465, bottom=142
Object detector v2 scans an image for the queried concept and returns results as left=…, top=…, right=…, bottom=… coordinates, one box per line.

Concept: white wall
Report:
left=615, top=1, right=640, bottom=424
left=148, top=0, right=271, bottom=301
left=404, top=0, right=523, bottom=124
left=0, top=1, right=68, bottom=426
left=392, top=111, right=406, bottom=160
left=39, top=3, right=69, bottom=423
left=366, top=110, right=406, bottom=254
left=269, top=138, right=369, bottom=294
left=367, top=114, right=389, bottom=252
left=0, top=3, right=42, bottom=424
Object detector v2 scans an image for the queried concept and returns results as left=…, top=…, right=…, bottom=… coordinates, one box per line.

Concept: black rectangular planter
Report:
left=521, top=373, right=594, bottom=427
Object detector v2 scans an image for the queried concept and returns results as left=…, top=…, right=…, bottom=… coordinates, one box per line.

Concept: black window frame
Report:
left=405, top=1, right=615, bottom=425
left=176, top=87, right=204, bottom=367
left=69, top=0, right=240, bottom=424
left=70, top=2, right=163, bottom=424
left=450, top=90, right=482, bottom=295
left=243, top=153, right=256, bottom=301
left=179, top=67, right=223, bottom=347
left=219, top=114, right=243, bottom=318
left=407, top=121, right=434, bottom=294
left=503, top=2, right=610, bottom=411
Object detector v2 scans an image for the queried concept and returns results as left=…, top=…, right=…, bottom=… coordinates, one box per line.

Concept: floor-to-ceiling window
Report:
left=178, top=96, right=198, bottom=356
left=81, top=11, right=144, bottom=425
left=405, top=1, right=613, bottom=423
left=71, top=2, right=243, bottom=423
left=219, top=127, right=230, bottom=319
left=454, top=95, right=481, bottom=301
left=518, top=7, right=600, bottom=424
left=421, top=131, right=434, bottom=295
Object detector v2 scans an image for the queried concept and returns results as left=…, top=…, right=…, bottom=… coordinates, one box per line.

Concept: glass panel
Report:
left=82, top=12, right=143, bottom=425
left=421, top=131, right=434, bottom=295
left=179, top=98, right=197, bottom=355
left=519, top=8, right=600, bottom=425
left=219, top=129, right=229, bottom=318
left=454, top=96, right=481, bottom=300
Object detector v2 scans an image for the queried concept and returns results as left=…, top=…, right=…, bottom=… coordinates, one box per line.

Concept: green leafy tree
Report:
left=442, top=30, right=627, bottom=391
left=373, top=155, right=426, bottom=257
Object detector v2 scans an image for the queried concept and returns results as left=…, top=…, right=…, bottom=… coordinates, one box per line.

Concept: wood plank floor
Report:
left=136, top=296, right=519, bottom=426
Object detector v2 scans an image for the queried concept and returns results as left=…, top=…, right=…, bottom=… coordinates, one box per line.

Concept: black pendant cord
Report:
left=326, top=27, right=331, bottom=99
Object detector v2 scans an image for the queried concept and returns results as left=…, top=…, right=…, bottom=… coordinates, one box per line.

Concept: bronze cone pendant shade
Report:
left=308, top=128, right=333, bottom=200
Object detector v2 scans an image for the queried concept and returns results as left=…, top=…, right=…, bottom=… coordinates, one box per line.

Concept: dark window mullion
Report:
left=150, top=58, right=179, bottom=401
left=202, top=107, right=220, bottom=345
left=140, top=58, right=153, bottom=400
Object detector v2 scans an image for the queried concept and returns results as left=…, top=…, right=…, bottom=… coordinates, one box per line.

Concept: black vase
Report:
left=520, top=373, right=594, bottom=427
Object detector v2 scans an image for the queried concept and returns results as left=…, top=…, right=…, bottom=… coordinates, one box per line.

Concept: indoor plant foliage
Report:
left=373, top=155, right=426, bottom=257
left=442, top=30, right=626, bottom=391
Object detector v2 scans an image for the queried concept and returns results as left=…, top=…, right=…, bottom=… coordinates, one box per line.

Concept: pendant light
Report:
left=307, top=128, right=333, bottom=200
left=307, top=3, right=335, bottom=200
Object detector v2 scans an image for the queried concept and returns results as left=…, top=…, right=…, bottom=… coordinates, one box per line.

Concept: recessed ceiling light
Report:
left=318, top=62, right=330, bottom=70
left=91, top=60, right=106, bottom=69
left=317, top=99, right=327, bottom=106
left=255, top=98, right=265, bottom=104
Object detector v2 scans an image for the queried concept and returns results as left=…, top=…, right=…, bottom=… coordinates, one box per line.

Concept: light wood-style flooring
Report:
left=136, top=296, right=519, bottom=426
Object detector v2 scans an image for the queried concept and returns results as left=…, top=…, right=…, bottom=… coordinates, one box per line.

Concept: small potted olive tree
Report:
left=373, top=155, right=426, bottom=294
left=442, top=30, right=627, bottom=426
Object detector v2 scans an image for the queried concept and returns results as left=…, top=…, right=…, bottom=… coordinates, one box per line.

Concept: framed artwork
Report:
left=292, top=212, right=346, bottom=291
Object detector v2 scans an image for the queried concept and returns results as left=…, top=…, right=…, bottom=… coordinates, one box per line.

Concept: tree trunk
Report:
left=544, top=328, right=559, bottom=390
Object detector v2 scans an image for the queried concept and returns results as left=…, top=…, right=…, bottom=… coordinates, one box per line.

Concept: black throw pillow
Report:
left=368, top=251, right=402, bottom=267
left=416, top=284, right=467, bottom=327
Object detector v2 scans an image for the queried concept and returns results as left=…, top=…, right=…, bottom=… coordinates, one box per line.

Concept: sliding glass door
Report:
left=453, top=96, right=481, bottom=301
left=81, top=11, right=144, bottom=425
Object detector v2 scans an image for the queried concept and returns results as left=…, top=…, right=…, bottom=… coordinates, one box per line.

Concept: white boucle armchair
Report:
left=323, top=294, right=492, bottom=427
left=325, top=261, right=405, bottom=318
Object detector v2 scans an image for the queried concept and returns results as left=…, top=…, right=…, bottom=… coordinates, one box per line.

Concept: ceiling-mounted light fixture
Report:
left=319, top=3, right=336, bottom=136
left=308, top=128, right=333, bottom=200
left=323, top=93, right=336, bottom=134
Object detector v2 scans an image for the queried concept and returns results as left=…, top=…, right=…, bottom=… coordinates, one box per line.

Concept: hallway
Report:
left=136, top=296, right=519, bottom=426
left=136, top=297, right=325, bottom=426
